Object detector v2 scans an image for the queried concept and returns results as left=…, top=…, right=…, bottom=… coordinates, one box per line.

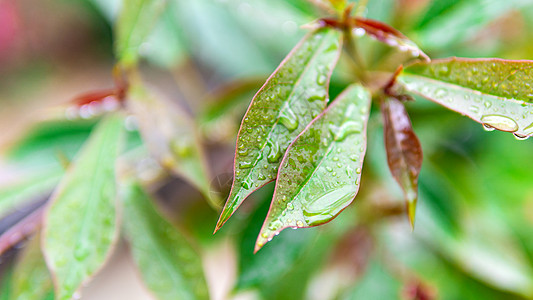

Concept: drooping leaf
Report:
left=115, top=0, right=168, bottom=67
left=216, top=27, right=343, bottom=231
left=42, top=113, right=124, bottom=300
left=255, top=84, right=371, bottom=251
left=10, top=233, right=54, bottom=300
left=0, top=170, right=61, bottom=219
left=398, top=58, right=533, bottom=138
left=353, top=17, right=429, bottom=61
left=122, top=182, right=209, bottom=300
left=127, top=83, right=217, bottom=208
left=380, top=96, right=423, bottom=228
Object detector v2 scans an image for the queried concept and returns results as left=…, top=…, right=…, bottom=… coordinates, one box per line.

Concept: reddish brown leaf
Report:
left=380, top=96, right=422, bottom=228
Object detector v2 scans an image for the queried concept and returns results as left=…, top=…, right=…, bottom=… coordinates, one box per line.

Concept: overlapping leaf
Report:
left=10, top=233, right=54, bottom=300
left=255, top=84, right=371, bottom=251
left=380, top=96, right=423, bottom=228
left=115, top=0, right=168, bottom=67
left=42, top=113, right=124, bottom=300
left=122, top=182, right=209, bottom=300
left=127, top=83, right=217, bottom=207
left=398, top=58, right=533, bottom=138
left=215, top=27, right=343, bottom=231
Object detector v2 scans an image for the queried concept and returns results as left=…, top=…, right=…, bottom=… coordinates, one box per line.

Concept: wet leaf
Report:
left=127, top=83, right=217, bottom=208
left=399, top=58, right=533, bottom=138
left=215, top=28, right=343, bottom=231
left=381, top=96, right=422, bottom=228
left=10, top=233, right=54, bottom=300
left=115, top=0, right=168, bottom=67
left=42, top=113, right=124, bottom=300
left=122, top=182, right=209, bottom=300
left=255, top=84, right=371, bottom=251
left=354, top=18, right=429, bottom=61
left=0, top=170, right=61, bottom=219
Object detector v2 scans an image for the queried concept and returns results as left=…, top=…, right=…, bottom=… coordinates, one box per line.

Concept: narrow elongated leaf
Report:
left=115, top=0, right=167, bottom=66
left=216, top=28, right=343, bottom=231
left=122, top=182, right=208, bottom=300
left=381, top=97, right=423, bottom=228
left=353, top=18, right=429, bottom=61
left=0, top=170, right=61, bottom=219
left=255, top=84, right=371, bottom=252
left=10, top=233, right=54, bottom=300
left=127, top=83, right=217, bottom=208
left=42, top=113, right=124, bottom=300
left=398, top=58, right=533, bottom=138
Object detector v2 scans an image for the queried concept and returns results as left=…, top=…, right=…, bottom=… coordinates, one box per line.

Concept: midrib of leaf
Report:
left=63, top=121, right=117, bottom=290
left=287, top=106, right=353, bottom=204
left=235, top=30, right=336, bottom=196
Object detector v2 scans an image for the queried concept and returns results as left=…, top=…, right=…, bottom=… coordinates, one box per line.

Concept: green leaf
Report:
left=42, top=113, right=124, bottom=300
left=398, top=58, right=533, bottom=138
left=0, top=170, right=62, bottom=219
left=122, top=182, right=209, bottom=300
left=115, top=0, right=167, bottom=67
left=255, top=84, right=371, bottom=251
left=10, top=233, right=54, bottom=300
left=127, top=83, right=217, bottom=208
left=414, top=0, right=532, bottom=52
left=216, top=28, right=343, bottom=231
left=342, top=260, right=401, bottom=300
left=236, top=195, right=316, bottom=290
left=380, top=96, right=423, bottom=228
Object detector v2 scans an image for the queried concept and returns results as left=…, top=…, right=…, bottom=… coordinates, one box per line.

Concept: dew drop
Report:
left=484, top=101, right=492, bottom=108
left=317, top=74, right=327, bottom=85
left=279, top=107, right=299, bottom=131
left=469, top=105, right=479, bottom=113
left=328, top=121, right=362, bottom=141
left=74, top=244, right=89, bottom=261
left=356, top=167, right=362, bottom=174
left=307, top=94, right=326, bottom=102
left=287, top=203, right=294, bottom=210
left=241, top=177, right=253, bottom=189
left=261, top=232, right=268, bottom=238
left=513, top=133, right=530, bottom=140
left=326, top=166, right=333, bottom=172
left=239, top=161, right=253, bottom=169
left=480, top=114, right=519, bottom=132
left=482, top=124, right=495, bottom=132
left=437, top=65, right=450, bottom=76
left=523, top=122, right=533, bottom=135
left=296, top=220, right=304, bottom=227
left=267, top=139, right=282, bottom=163
left=269, top=220, right=283, bottom=231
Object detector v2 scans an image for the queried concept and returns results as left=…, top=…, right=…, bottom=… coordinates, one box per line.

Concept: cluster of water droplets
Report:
left=66, top=97, right=120, bottom=120
left=403, top=61, right=533, bottom=140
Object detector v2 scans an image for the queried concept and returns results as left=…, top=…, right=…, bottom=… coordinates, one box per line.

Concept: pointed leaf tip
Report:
left=255, top=84, right=371, bottom=249
left=381, top=97, right=422, bottom=228
left=217, top=27, right=343, bottom=230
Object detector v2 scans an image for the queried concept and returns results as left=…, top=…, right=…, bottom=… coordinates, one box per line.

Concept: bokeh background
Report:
left=2, top=0, right=533, bottom=299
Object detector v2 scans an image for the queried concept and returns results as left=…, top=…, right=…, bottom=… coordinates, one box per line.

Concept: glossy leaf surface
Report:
left=216, top=28, right=343, bottom=231
left=255, top=84, right=371, bottom=251
left=399, top=58, right=533, bottom=138
left=10, top=234, right=54, bottom=300
left=122, top=182, right=208, bottom=300
left=42, top=114, right=124, bottom=300
left=128, top=83, right=216, bottom=207
left=115, top=0, right=167, bottom=66
left=381, top=97, right=423, bottom=227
